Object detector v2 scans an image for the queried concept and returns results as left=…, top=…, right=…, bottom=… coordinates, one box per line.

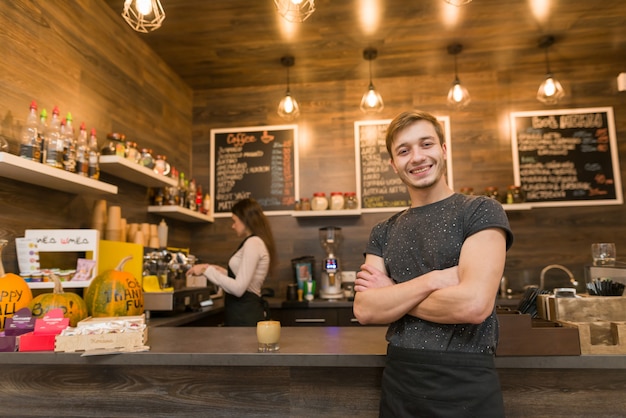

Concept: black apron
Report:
left=224, top=236, right=270, bottom=327
left=380, top=345, right=505, bottom=418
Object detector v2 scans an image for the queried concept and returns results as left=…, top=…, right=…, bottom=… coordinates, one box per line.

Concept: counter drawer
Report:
left=274, top=308, right=338, bottom=326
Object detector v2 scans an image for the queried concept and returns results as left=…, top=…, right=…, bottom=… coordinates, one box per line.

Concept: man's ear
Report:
left=389, top=158, right=398, bottom=174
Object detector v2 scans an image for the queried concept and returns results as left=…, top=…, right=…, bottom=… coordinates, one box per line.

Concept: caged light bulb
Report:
left=135, top=0, right=152, bottom=15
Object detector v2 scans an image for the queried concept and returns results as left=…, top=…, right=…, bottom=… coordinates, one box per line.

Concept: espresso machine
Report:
left=319, top=226, right=344, bottom=299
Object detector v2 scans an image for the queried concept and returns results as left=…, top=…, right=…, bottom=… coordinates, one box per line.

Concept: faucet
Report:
left=539, top=264, right=578, bottom=290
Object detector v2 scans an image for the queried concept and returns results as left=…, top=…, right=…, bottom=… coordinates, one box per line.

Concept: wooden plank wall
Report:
left=1, top=1, right=625, bottom=301
left=0, top=1, right=193, bottom=272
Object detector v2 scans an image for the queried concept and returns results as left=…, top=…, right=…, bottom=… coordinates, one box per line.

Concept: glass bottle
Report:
left=44, top=106, right=63, bottom=169
left=19, top=100, right=41, bottom=162
left=88, top=128, right=100, bottom=180
left=37, top=108, right=48, bottom=163
left=178, top=172, right=188, bottom=207
left=62, top=112, right=76, bottom=173
left=188, top=178, right=197, bottom=211
left=75, top=122, right=89, bottom=177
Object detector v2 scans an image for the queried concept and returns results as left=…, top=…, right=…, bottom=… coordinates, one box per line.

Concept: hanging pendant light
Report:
left=360, top=47, right=384, bottom=114
left=537, top=35, right=565, bottom=105
left=274, top=0, right=316, bottom=23
left=443, top=0, right=473, bottom=6
left=446, top=44, right=471, bottom=109
left=122, top=0, right=165, bottom=33
left=277, top=56, right=300, bottom=121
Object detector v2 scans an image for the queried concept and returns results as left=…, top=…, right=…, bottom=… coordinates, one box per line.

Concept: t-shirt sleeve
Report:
left=465, top=197, right=514, bottom=250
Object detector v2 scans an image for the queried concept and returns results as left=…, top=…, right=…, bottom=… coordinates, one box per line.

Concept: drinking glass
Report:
left=257, top=320, right=281, bottom=352
left=591, top=243, right=616, bottom=266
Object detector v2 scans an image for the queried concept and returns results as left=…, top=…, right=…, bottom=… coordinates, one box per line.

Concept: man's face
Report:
left=389, top=120, right=447, bottom=190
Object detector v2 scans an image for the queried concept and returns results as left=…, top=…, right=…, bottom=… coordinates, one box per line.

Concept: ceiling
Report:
left=104, top=0, right=626, bottom=91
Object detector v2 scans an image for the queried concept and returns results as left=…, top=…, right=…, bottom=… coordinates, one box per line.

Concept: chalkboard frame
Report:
left=210, top=124, right=299, bottom=217
left=354, top=116, right=453, bottom=213
left=510, top=107, right=622, bottom=208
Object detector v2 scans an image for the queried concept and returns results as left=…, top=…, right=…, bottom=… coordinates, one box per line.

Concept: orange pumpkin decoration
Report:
left=0, top=239, right=33, bottom=330
left=28, top=273, right=88, bottom=327
left=84, top=255, right=144, bottom=317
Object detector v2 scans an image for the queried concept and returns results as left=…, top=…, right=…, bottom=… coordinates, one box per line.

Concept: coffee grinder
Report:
left=319, top=226, right=343, bottom=299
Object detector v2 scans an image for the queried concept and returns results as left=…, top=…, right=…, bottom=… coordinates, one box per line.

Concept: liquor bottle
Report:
left=188, top=178, right=197, bottom=211
left=18, top=100, right=41, bottom=162
left=61, top=113, right=76, bottom=173
left=87, top=128, right=100, bottom=179
left=44, top=106, right=63, bottom=169
left=75, top=122, right=89, bottom=177
left=178, top=172, right=187, bottom=207
left=196, top=184, right=203, bottom=213
left=37, top=108, right=48, bottom=163
left=168, top=167, right=179, bottom=205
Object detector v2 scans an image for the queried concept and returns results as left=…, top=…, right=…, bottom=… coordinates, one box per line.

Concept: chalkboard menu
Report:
left=355, top=117, right=453, bottom=212
left=511, top=107, right=622, bottom=207
left=210, top=125, right=298, bottom=217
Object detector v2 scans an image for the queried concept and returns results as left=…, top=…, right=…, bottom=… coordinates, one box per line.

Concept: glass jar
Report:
left=139, top=148, right=155, bottom=169
left=102, top=133, right=126, bottom=156
left=311, top=192, right=328, bottom=211
left=484, top=186, right=500, bottom=202
left=460, top=187, right=474, bottom=195
left=125, top=141, right=140, bottom=163
left=330, top=192, right=345, bottom=210
left=344, top=192, right=358, bottom=210
left=154, top=155, right=170, bottom=175
left=514, top=187, right=525, bottom=204
left=300, top=197, right=311, bottom=211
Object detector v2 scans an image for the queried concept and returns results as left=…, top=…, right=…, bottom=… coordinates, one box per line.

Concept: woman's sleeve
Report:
left=202, top=237, right=264, bottom=297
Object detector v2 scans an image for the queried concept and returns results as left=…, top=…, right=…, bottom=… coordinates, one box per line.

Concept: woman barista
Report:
left=187, top=198, right=277, bottom=326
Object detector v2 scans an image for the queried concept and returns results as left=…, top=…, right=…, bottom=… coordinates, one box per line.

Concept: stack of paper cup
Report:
left=127, top=223, right=139, bottom=243
left=91, top=200, right=107, bottom=238
left=106, top=206, right=122, bottom=241
left=140, top=223, right=151, bottom=243
left=148, top=224, right=160, bottom=248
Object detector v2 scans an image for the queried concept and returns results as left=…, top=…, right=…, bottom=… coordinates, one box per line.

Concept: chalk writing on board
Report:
left=511, top=108, right=622, bottom=207
left=211, top=125, right=298, bottom=216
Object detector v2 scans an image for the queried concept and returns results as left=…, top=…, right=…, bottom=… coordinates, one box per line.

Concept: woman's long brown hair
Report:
left=232, top=198, right=278, bottom=274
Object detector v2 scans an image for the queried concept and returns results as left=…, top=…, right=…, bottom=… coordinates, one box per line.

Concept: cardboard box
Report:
left=19, top=309, right=69, bottom=352
left=54, top=315, right=148, bottom=353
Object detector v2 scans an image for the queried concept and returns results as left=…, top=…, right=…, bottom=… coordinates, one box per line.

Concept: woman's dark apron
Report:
left=224, top=236, right=270, bottom=326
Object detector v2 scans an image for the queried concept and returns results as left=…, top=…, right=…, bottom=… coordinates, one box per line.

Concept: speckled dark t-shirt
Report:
left=365, top=193, right=514, bottom=354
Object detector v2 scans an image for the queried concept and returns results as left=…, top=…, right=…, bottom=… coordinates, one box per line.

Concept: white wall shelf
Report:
left=292, top=209, right=362, bottom=218
left=148, top=205, right=214, bottom=223
left=0, top=152, right=117, bottom=195
left=28, top=280, right=92, bottom=290
left=99, top=155, right=177, bottom=188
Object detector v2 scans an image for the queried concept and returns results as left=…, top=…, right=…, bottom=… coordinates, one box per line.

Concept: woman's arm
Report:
left=202, top=237, right=268, bottom=297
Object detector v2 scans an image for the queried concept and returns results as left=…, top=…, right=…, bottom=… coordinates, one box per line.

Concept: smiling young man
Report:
left=353, top=111, right=514, bottom=417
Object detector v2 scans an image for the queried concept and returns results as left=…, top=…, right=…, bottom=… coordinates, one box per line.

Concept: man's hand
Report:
left=355, top=263, right=394, bottom=292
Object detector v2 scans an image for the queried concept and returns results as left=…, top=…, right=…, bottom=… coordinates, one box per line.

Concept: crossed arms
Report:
left=352, top=228, right=507, bottom=325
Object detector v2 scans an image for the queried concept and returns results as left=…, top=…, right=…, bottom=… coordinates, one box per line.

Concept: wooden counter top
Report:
left=1, top=326, right=625, bottom=369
